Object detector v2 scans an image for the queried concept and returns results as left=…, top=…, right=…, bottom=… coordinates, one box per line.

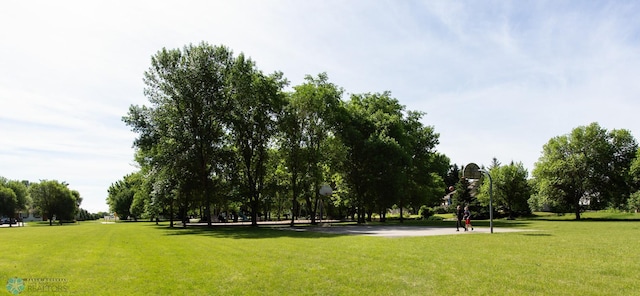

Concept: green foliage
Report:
left=29, top=180, right=80, bottom=225
left=76, top=208, right=102, bottom=221
left=628, top=191, right=640, bottom=213
left=333, top=92, right=443, bottom=222
left=277, top=73, right=343, bottom=224
left=227, top=54, right=287, bottom=225
left=122, top=43, right=447, bottom=226
left=628, top=149, right=640, bottom=195
left=107, top=173, right=142, bottom=219
left=0, top=186, right=18, bottom=219
left=533, top=122, right=638, bottom=219
left=418, top=205, right=434, bottom=219
left=426, top=215, right=443, bottom=221
left=124, top=42, right=239, bottom=226
left=432, top=205, right=450, bottom=214
left=477, top=160, right=532, bottom=218
left=444, top=164, right=460, bottom=188
left=0, top=177, right=30, bottom=221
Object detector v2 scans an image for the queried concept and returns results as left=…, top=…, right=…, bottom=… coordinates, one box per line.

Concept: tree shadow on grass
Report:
left=521, top=233, right=553, bottom=237
left=151, top=219, right=534, bottom=239
left=384, top=219, right=534, bottom=229
left=531, top=217, right=640, bottom=222
left=154, top=223, right=354, bottom=239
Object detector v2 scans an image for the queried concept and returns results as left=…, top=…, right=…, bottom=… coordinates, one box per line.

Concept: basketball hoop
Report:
left=462, top=163, right=482, bottom=180
left=319, top=184, right=333, bottom=196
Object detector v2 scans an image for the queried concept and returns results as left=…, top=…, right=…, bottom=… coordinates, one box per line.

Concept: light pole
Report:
left=478, top=169, right=493, bottom=234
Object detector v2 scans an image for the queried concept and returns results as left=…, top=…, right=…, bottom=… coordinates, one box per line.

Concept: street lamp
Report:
left=478, top=169, right=493, bottom=234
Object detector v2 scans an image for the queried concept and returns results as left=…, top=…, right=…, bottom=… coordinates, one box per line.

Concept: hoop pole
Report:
left=478, top=169, right=493, bottom=234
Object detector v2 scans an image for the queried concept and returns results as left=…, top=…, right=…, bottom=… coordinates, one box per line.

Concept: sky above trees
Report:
left=1, top=0, right=639, bottom=212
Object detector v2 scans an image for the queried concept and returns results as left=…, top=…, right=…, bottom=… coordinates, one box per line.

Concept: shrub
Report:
left=419, top=205, right=434, bottom=220
left=628, top=191, right=640, bottom=213
left=433, top=205, right=450, bottom=214
left=427, top=215, right=443, bottom=221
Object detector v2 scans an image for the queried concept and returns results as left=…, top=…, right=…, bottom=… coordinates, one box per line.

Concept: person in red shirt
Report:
left=463, top=205, right=473, bottom=231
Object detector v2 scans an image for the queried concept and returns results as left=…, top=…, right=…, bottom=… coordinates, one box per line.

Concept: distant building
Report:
left=18, top=209, right=43, bottom=222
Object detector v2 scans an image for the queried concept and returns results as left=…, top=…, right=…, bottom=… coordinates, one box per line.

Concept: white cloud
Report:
left=1, top=0, right=639, bottom=211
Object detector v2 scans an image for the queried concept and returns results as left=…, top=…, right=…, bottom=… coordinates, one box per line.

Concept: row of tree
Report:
left=0, top=177, right=83, bottom=226
left=452, top=123, right=640, bottom=220
left=112, top=42, right=448, bottom=227
left=110, top=42, right=640, bottom=225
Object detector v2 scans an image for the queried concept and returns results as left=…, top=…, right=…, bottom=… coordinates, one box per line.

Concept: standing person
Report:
left=464, top=205, right=473, bottom=231
left=455, top=205, right=465, bottom=231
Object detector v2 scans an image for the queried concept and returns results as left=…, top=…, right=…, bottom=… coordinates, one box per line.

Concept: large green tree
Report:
left=107, top=172, right=143, bottom=220
left=532, top=123, right=637, bottom=219
left=334, top=92, right=389, bottom=223
left=120, top=43, right=451, bottom=226
left=477, top=160, right=532, bottom=219
left=0, top=177, right=30, bottom=226
left=124, top=43, right=235, bottom=226
left=0, top=186, right=17, bottom=225
left=227, top=53, right=287, bottom=226
left=402, top=113, right=448, bottom=215
left=29, top=180, right=80, bottom=225
left=334, top=92, right=442, bottom=223
left=279, top=73, right=343, bottom=225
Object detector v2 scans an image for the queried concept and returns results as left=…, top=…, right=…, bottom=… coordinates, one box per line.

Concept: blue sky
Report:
left=1, top=1, right=639, bottom=212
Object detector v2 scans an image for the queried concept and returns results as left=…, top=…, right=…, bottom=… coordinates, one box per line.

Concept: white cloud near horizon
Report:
left=1, top=0, right=639, bottom=212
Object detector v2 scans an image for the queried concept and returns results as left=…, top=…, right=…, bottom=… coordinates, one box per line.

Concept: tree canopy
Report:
left=29, top=180, right=80, bottom=225
left=532, top=123, right=637, bottom=219
left=120, top=43, right=448, bottom=225
left=117, top=43, right=640, bottom=224
left=0, top=177, right=30, bottom=225
left=477, top=160, right=531, bottom=219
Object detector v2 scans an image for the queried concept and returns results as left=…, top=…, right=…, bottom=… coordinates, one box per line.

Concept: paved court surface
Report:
left=284, top=225, right=531, bottom=237
left=1, top=221, right=532, bottom=237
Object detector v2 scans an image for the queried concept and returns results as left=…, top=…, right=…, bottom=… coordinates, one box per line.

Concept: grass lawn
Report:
left=1, top=216, right=639, bottom=295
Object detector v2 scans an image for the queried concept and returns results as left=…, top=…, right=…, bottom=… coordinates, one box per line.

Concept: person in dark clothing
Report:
left=456, top=205, right=465, bottom=231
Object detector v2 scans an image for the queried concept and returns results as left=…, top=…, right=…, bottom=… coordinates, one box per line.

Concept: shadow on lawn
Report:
left=531, top=217, right=640, bottom=222
left=521, top=233, right=553, bottom=237
left=388, top=219, right=534, bottom=228
left=152, top=219, right=534, bottom=239
left=154, top=223, right=354, bottom=239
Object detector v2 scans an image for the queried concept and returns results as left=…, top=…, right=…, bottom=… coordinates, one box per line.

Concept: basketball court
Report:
left=284, top=225, right=530, bottom=237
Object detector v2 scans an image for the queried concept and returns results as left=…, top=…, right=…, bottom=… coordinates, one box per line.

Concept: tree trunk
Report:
left=574, top=195, right=581, bottom=220
left=251, top=192, right=259, bottom=227
left=290, top=200, right=296, bottom=227
left=306, top=196, right=316, bottom=225
left=169, top=203, right=174, bottom=228
left=205, top=202, right=212, bottom=227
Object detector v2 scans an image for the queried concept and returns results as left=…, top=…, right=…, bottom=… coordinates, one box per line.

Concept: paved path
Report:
left=286, top=225, right=530, bottom=237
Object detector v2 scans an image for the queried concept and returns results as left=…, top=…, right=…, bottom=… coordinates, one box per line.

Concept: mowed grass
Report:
left=1, top=217, right=639, bottom=295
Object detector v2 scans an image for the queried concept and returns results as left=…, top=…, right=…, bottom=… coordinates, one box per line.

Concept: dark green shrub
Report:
left=419, top=205, right=434, bottom=219
left=433, top=205, right=450, bottom=214
left=427, top=215, right=443, bottom=221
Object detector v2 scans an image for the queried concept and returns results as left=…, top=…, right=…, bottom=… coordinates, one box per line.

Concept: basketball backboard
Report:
left=462, top=163, right=482, bottom=179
